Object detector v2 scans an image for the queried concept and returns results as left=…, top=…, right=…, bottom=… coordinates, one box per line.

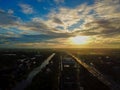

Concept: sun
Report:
left=70, top=36, right=89, bottom=45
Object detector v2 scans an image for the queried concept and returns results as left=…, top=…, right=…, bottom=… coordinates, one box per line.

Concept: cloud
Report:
left=18, top=20, right=74, bottom=38
left=13, top=37, right=71, bottom=48
left=19, top=4, right=34, bottom=14
left=47, top=3, right=95, bottom=32
left=81, top=18, right=120, bottom=37
left=93, top=0, right=120, bottom=20
left=0, top=0, right=120, bottom=48
left=52, top=17, right=63, bottom=24
left=0, top=33, right=72, bottom=48
left=45, top=0, right=120, bottom=48
left=11, top=0, right=120, bottom=45
left=46, top=0, right=120, bottom=38
left=8, top=9, right=14, bottom=14
left=0, top=9, right=19, bottom=26
left=54, top=0, right=64, bottom=4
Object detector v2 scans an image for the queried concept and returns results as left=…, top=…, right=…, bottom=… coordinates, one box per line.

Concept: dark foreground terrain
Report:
left=0, top=48, right=120, bottom=90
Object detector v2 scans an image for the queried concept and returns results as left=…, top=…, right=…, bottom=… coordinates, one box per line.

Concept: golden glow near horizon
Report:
left=70, top=36, right=89, bottom=45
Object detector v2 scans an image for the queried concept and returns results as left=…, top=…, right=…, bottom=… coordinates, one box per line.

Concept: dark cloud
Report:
left=22, top=21, right=57, bottom=35
left=0, top=32, right=73, bottom=45
left=52, top=17, right=63, bottom=24
left=77, top=18, right=120, bottom=37
left=0, top=34, right=53, bottom=44
left=0, top=14, right=74, bottom=46
left=81, top=31, right=99, bottom=36
left=0, top=10, right=19, bottom=26
left=21, top=19, right=73, bottom=38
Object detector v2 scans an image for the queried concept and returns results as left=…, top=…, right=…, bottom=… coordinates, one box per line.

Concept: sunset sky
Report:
left=0, top=0, right=120, bottom=48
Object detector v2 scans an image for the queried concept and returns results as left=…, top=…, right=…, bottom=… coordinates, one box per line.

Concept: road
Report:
left=59, top=54, right=84, bottom=90
left=27, top=53, right=55, bottom=82
left=12, top=53, right=55, bottom=90
left=68, top=53, right=120, bottom=90
left=12, top=52, right=119, bottom=90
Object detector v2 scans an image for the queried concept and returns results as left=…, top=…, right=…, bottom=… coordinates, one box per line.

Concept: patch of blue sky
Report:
left=67, top=19, right=84, bottom=31
left=56, top=26, right=64, bottom=30
left=0, top=27, right=8, bottom=34
left=0, top=27, right=23, bottom=36
left=9, top=27, right=23, bottom=34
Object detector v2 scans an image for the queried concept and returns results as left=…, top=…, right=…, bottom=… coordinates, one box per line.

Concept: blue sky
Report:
left=0, top=0, right=120, bottom=48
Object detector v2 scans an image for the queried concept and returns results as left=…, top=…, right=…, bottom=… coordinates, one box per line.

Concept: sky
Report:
left=0, top=0, right=120, bottom=48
